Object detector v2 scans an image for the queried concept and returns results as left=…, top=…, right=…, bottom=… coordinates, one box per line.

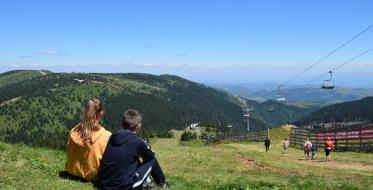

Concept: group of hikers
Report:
left=65, top=98, right=170, bottom=190
left=264, top=137, right=334, bottom=161
left=303, top=137, right=334, bottom=161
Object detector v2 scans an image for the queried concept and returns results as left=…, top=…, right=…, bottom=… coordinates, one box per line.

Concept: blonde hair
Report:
left=79, top=99, right=104, bottom=145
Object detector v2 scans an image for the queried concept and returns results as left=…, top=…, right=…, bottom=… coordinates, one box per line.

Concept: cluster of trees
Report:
left=0, top=127, right=69, bottom=149
left=180, top=130, right=198, bottom=141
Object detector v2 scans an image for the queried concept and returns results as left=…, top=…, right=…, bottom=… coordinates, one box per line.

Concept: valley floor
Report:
left=1, top=126, right=372, bottom=190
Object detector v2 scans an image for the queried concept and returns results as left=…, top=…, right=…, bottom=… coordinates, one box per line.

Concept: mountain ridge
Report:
left=295, top=96, right=373, bottom=126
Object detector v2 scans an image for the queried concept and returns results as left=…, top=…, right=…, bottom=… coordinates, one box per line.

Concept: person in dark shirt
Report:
left=264, top=138, right=271, bottom=152
left=98, top=109, right=169, bottom=190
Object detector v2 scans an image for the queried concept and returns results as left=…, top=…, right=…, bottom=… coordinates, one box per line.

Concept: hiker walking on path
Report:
left=325, top=137, right=334, bottom=161
left=283, top=138, right=289, bottom=153
left=264, top=138, right=271, bottom=152
left=304, top=138, right=312, bottom=160
left=65, top=99, right=112, bottom=181
left=311, top=143, right=317, bottom=160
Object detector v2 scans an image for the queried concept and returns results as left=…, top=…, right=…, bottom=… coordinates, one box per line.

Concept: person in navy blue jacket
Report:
left=311, top=143, right=317, bottom=160
left=98, top=109, right=169, bottom=190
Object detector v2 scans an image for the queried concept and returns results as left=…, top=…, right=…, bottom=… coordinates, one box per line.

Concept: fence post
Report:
left=245, top=129, right=247, bottom=141
left=293, top=128, right=297, bottom=146
left=359, top=126, right=363, bottom=152
left=346, top=128, right=349, bottom=151
left=315, top=128, right=318, bottom=150
left=334, top=132, right=338, bottom=151
left=256, top=130, right=258, bottom=141
left=308, top=130, right=310, bottom=142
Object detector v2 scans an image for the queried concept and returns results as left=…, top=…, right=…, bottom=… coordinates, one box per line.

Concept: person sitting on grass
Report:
left=65, top=99, right=112, bottom=181
left=98, top=109, right=169, bottom=190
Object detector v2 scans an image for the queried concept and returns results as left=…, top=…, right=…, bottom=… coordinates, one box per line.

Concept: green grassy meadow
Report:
left=1, top=126, right=372, bottom=190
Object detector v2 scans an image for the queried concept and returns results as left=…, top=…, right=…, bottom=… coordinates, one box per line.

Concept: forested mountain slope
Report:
left=0, top=70, right=52, bottom=88
left=295, top=96, right=373, bottom=125
left=0, top=72, right=269, bottom=148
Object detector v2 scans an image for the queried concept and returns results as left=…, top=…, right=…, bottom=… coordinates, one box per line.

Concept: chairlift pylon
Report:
left=321, top=71, right=335, bottom=89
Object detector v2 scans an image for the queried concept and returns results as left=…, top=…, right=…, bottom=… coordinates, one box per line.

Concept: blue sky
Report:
left=0, top=0, right=372, bottom=87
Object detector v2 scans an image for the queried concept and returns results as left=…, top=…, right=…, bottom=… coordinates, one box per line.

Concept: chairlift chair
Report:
left=267, top=105, right=275, bottom=112
left=321, top=71, right=335, bottom=89
left=276, top=97, right=286, bottom=102
left=276, top=89, right=287, bottom=103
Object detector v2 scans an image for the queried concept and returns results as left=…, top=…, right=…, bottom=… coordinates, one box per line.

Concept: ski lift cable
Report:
left=278, top=25, right=373, bottom=89
left=299, top=47, right=373, bottom=88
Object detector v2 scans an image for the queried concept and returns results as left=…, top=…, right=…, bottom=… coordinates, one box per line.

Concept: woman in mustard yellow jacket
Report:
left=65, top=98, right=112, bottom=181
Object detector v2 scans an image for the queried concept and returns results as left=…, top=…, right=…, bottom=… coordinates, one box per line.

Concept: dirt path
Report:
left=287, top=153, right=373, bottom=171
left=228, top=141, right=373, bottom=173
left=38, top=70, right=47, bottom=75
left=0, top=96, right=21, bottom=107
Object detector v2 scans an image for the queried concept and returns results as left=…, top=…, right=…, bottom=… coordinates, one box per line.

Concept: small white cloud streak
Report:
left=122, top=62, right=307, bottom=71
left=21, top=55, right=33, bottom=58
left=37, top=50, right=67, bottom=56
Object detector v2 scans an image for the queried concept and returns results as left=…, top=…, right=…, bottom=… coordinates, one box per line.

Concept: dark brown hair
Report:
left=122, top=109, right=142, bottom=131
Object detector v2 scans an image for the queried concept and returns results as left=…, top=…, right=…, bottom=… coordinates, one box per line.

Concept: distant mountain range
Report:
left=210, top=83, right=373, bottom=105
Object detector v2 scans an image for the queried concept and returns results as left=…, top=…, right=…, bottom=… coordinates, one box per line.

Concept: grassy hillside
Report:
left=0, top=72, right=272, bottom=148
left=296, top=96, right=373, bottom=125
left=0, top=70, right=51, bottom=88
left=1, top=126, right=372, bottom=190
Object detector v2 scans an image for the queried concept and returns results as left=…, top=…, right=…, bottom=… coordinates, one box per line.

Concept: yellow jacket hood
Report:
left=69, top=124, right=108, bottom=147
left=65, top=124, right=112, bottom=181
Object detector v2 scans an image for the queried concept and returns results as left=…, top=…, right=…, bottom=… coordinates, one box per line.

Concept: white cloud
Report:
left=37, top=50, right=67, bottom=56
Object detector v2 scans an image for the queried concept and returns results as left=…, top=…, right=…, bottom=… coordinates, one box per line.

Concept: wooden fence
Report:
left=216, top=127, right=269, bottom=142
left=290, top=125, right=373, bottom=152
